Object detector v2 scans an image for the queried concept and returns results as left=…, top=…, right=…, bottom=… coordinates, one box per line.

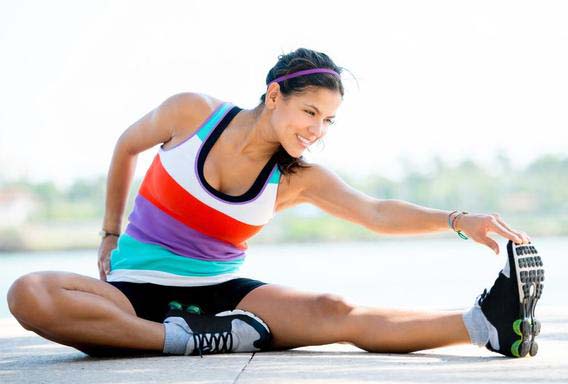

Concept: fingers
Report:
left=471, top=213, right=532, bottom=255
left=519, top=230, right=531, bottom=243
left=477, top=234, right=500, bottom=255
left=492, top=213, right=531, bottom=244
left=98, top=262, right=106, bottom=281
left=97, top=254, right=109, bottom=281
left=488, top=215, right=523, bottom=244
left=98, top=265, right=106, bottom=281
left=97, top=259, right=102, bottom=279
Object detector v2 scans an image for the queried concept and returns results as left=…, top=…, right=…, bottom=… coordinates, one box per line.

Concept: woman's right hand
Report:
left=98, top=235, right=119, bottom=281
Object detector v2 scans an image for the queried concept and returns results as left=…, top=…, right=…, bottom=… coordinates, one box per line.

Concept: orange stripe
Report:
left=138, top=155, right=262, bottom=250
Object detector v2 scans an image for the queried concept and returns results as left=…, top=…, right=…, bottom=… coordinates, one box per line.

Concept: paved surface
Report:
left=1, top=306, right=567, bottom=383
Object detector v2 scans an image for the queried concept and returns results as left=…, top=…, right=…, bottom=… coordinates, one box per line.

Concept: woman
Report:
left=7, top=48, right=542, bottom=358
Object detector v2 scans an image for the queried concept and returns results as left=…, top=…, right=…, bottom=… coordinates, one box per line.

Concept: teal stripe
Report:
left=110, top=233, right=244, bottom=277
left=268, top=166, right=281, bottom=184
left=197, top=103, right=233, bottom=141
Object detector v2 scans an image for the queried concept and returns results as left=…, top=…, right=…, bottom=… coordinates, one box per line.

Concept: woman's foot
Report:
left=163, top=308, right=272, bottom=357
left=474, top=240, right=544, bottom=357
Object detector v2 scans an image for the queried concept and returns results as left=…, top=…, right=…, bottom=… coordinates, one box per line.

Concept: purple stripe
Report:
left=125, top=194, right=245, bottom=262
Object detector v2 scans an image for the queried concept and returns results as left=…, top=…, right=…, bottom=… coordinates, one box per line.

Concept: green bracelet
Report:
left=447, top=210, right=459, bottom=229
left=451, top=211, right=469, bottom=240
left=456, top=230, right=469, bottom=240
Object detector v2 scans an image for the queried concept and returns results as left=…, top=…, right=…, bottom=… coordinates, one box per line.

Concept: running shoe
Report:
left=163, top=308, right=272, bottom=357
left=477, top=239, right=544, bottom=357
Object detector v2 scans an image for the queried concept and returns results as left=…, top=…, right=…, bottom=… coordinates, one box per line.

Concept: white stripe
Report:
left=106, top=269, right=242, bottom=287
left=158, top=137, right=279, bottom=226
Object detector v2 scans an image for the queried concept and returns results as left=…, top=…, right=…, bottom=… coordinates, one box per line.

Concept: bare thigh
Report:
left=234, top=283, right=355, bottom=350
left=7, top=271, right=136, bottom=331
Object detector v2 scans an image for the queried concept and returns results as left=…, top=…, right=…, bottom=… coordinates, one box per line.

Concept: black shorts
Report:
left=107, top=277, right=269, bottom=323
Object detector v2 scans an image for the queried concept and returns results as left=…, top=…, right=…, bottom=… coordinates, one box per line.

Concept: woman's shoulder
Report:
left=160, top=92, right=226, bottom=149
left=165, top=92, right=226, bottom=124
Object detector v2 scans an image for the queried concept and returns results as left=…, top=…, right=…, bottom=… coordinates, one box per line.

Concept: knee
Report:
left=312, top=293, right=355, bottom=320
left=7, top=272, right=56, bottom=329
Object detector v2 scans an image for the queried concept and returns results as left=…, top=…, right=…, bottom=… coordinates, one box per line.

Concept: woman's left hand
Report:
left=454, top=212, right=531, bottom=255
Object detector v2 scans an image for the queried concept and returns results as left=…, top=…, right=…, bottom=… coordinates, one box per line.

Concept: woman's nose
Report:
left=308, top=122, right=325, bottom=138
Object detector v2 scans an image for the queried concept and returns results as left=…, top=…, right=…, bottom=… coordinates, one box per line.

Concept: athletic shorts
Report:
left=107, top=277, right=269, bottom=323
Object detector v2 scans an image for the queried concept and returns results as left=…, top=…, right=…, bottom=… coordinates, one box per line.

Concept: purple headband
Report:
left=268, top=68, right=340, bottom=86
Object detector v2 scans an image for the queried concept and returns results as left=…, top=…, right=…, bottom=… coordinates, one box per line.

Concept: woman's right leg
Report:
left=6, top=271, right=165, bottom=355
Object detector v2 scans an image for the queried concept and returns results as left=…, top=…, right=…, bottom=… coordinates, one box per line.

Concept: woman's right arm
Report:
left=98, top=92, right=206, bottom=280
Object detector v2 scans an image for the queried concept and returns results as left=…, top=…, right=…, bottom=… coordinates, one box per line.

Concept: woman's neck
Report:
left=225, top=104, right=280, bottom=162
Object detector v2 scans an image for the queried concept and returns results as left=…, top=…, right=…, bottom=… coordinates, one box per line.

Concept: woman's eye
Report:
left=305, top=110, right=334, bottom=125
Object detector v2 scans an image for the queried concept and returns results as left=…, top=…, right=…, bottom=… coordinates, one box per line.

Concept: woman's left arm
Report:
left=295, top=163, right=531, bottom=255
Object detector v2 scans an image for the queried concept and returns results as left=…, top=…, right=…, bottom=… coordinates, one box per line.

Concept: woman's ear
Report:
left=265, top=82, right=280, bottom=109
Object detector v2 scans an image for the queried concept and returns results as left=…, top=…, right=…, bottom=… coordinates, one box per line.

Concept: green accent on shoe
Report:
left=511, top=339, right=522, bottom=357
left=513, top=319, right=523, bottom=336
left=168, top=301, right=183, bottom=310
left=186, top=305, right=202, bottom=315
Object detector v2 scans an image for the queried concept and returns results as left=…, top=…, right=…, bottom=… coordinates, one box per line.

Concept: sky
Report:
left=1, top=0, right=567, bottom=187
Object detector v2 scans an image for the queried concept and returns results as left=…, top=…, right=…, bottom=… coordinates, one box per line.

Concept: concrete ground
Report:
left=1, top=306, right=567, bottom=384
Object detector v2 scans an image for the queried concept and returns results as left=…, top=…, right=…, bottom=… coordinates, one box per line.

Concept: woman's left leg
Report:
left=235, top=283, right=470, bottom=353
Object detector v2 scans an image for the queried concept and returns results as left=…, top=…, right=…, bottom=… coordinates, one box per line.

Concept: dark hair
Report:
left=258, top=48, right=346, bottom=177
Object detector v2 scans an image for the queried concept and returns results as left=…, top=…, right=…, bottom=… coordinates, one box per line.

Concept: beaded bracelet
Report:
left=448, top=210, right=469, bottom=240
left=447, top=210, right=459, bottom=228
left=452, top=211, right=469, bottom=240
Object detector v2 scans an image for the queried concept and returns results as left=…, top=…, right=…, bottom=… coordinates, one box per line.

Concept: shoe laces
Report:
left=476, top=288, right=489, bottom=306
left=192, top=330, right=234, bottom=357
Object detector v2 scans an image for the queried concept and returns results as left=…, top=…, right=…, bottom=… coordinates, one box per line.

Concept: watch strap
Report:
left=99, top=229, right=120, bottom=239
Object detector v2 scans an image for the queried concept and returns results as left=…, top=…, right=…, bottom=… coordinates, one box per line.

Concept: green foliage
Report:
left=0, top=153, right=566, bottom=251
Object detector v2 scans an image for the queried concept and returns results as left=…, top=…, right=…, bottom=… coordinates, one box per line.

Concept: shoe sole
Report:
left=510, top=240, right=544, bottom=357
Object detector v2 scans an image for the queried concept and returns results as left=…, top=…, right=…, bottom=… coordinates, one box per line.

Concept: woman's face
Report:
left=269, top=86, right=343, bottom=158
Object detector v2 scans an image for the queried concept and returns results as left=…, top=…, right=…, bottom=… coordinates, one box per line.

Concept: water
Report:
left=1, top=237, right=566, bottom=318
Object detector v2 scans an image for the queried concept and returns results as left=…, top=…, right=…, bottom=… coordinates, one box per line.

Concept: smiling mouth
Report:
left=296, top=134, right=313, bottom=148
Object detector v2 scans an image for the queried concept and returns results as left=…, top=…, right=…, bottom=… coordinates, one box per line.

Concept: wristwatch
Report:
left=98, top=229, right=121, bottom=239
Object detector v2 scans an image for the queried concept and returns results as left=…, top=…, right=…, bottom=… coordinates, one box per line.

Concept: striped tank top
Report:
left=107, top=101, right=282, bottom=286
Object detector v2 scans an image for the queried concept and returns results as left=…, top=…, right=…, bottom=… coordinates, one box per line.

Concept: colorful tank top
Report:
left=107, top=101, right=282, bottom=286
